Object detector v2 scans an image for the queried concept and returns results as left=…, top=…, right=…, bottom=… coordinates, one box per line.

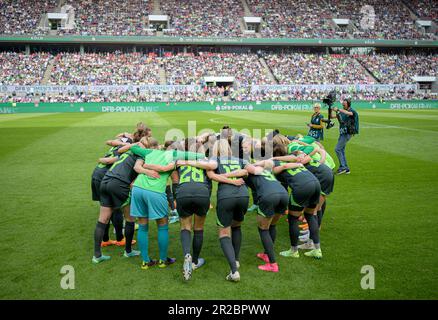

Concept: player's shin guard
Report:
left=288, top=215, right=300, bottom=250
left=180, top=229, right=191, bottom=256
left=258, top=228, right=276, bottom=263
left=112, top=210, right=124, bottom=242
left=192, top=230, right=204, bottom=265
left=103, top=223, right=110, bottom=242
left=124, top=221, right=135, bottom=253
left=158, top=224, right=169, bottom=261
left=137, top=224, right=150, bottom=262
left=231, top=226, right=242, bottom=261
left=304, top=213, right=320, bottom=249
left=94, top=221, right=107, bottom=258
left=220, top=236, right=237, bottom=273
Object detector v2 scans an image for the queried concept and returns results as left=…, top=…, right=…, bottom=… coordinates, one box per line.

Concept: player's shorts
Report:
left=91, top=177, right=103, bottom=201
left=288, top=180, right=321, bottom=212
left=216, top=196, right=249, bottom=228
left=306, top=164, right=335, bottom=196
left=130, top=186, right=168, bottom=220
left=176, top=196, right=210, bottom=217
left=257, top=192, right=289, bottom=217
left=99, top=177, right=130, bottom=210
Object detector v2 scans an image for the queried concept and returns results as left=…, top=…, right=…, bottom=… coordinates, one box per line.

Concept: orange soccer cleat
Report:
left=115, top=238, right=137, bottom=247
left=101, top=240, right=116, bottom=247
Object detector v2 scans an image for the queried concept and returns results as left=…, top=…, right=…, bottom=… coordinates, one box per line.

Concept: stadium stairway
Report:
left=241, top=0, right=253, bottom=16
left=159, top=67, right=167, bottom=85
left=258, top=57, right=278, bottom=84
left=152, top=0, right=162, bottom=14
left=41, top=58, right=57, bottom=85
left=355, top=59, right=381, bottom=83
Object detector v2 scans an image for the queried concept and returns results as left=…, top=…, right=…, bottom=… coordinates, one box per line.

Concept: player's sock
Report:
left=166, top=185, right=175, bottom=210
left=192, top=230, right=204, bottom=265
left=94, top=221, right=107, bottom=258
left=103, top=223, right=110, bottom=242
left=317, top=201, right=327, bottom=227
left=112, top=210, right=124, bottom=242
left=258, top=228, right=275, bottom=263
left=305, top=213, right=321, bottom=249
left=265, top=224, right=277, bottom=254
left=157, top=224, right=169, bottom=261
left=220, top=236, right=237, bottom=273
left=137, top=224, right=150, bottom=262
left=124, top=221, right=135, bottom=253
left=231, top=226, right=242, bottom=262
left=288, top=215, right=299, bottom=251
left=180, top=229, right=191, bottom=256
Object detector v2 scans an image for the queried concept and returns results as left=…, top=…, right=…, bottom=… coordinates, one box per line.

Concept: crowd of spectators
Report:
left=264, top=53, right=374, bottom=84
left=358, top=53, right=438, bottom=83
left=48, top=52, right=161, bottom=85
left=0, top=52, right=52, bottom=85
left=406, top=0, right=438, bottom=22
left=0, top=0, right=57, bottom=35
left=160, top=0, right=244, bottom=37
left=1, top=51, right=437, bottom=101
left=247, top=0, right=347, bottom=39
left=163, top=52, right=275, bottom=86
left=61, top=0, right=153, bottom=36
left=0, top=0, right=435, bottom=40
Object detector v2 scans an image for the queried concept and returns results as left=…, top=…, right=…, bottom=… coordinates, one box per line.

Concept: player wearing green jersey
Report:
left=129, top=138, right=206, bottom=270
left=245, top=164, right=289, bottom=273
left=207, top=140, right=249, bottom=282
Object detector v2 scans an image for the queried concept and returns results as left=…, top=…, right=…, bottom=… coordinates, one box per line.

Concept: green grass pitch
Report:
left=0, top=109, right=437, bottom=299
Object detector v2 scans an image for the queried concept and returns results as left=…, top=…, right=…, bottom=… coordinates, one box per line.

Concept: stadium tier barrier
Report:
left=0, top=35, right=437, bottom=47
left=0, top=100, right=437, bottom=114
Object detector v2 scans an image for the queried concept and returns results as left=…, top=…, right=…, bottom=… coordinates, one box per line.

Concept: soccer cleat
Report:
left=169, top=215, right=179, bottom=224
left=247, top=204, right=259, bottom=212
left=115, top=238, right=136, bottom=247
left=279, top=248, right=300, bottom=258
left=345, top=169, right=351, bottom=175
left=304, top=248, right=323, bottom=259
left=101, top=240, right=116, bottom=247
left=256, top=253, right=270, bottom=264
left=158, top=257, right=176, bottom=268
left=300, top=229, right=309, bottom=235
left=183, top=254, right=193, bottom=281
left=123, top=249, right=141, bottom=258
left=92, top=255, right=111, bottom=264
left=299, top=234, right=310, bottom=242
left=336, top=168, right=347, bottom=175
left=192, top=258, right=206, bottom=270
left=298, top=240, right=315, bottom=250
left=141, top=259, right=158, bottom=270
left=258, top=262, right=279, bottom=273
left=226, top=271, right=240, bottom=282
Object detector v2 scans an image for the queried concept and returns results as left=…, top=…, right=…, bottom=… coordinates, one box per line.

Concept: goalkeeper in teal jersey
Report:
left=128, top=138, right=205, bottom=270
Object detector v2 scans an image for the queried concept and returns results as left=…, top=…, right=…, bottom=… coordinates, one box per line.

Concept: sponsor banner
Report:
left=251, top=84, right=418, bottom=93
left=0, top=85, right=201, bottom=94
left=0, top=100, right=436, bottom=114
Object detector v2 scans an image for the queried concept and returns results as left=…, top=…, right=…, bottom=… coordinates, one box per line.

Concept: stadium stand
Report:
left=0, top=52, right=52, bottom=85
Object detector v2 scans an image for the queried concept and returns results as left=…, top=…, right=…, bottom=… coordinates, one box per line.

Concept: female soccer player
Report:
left=92, top=140, right=159, bottom=264
left=207, top=140, right=249, bottom=282
left=255, top=144, right=323, bottom=259
left=173, top=139, right=215, bottom=281
left=245, top=164, right=289, bottom=272
left=128, top=138, right=206, bottom=270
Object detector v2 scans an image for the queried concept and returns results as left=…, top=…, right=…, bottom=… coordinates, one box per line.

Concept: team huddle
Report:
left=91, top=121, right=335, bottom=282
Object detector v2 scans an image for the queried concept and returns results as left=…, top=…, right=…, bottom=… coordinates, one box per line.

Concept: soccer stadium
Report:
left=0, top=0, right=437, bottom=303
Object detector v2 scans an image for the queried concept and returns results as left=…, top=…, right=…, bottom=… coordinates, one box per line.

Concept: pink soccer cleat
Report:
left=258, top=262, right=279, bottom=273
left=256, top=253, right=270, bottom=263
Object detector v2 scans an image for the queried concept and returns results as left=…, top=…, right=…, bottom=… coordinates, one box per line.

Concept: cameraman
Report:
left=331, top=98, right=359, bottom=175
